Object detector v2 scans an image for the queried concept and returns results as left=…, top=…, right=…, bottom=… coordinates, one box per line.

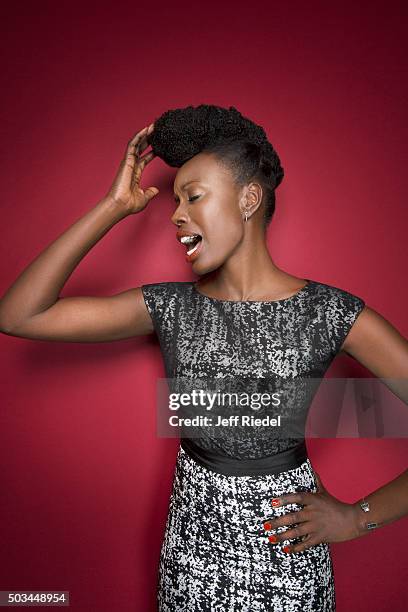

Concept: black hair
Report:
left=146, top=104, right=284, bottom=228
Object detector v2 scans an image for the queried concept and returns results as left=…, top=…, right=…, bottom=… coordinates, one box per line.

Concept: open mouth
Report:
left=180, top=234, right=202, bottom=257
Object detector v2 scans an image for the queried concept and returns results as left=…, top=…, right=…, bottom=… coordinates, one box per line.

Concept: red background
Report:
left=0, top=1, right=407, bottom=610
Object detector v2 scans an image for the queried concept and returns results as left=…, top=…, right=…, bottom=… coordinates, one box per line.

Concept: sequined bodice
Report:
left=142, top=279, right=365, bottom=458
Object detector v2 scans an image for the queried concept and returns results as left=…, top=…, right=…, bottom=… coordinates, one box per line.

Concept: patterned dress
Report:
left=141, top=279, right=366, bottom=611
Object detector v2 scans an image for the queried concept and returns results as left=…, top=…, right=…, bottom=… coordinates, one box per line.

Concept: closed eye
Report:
left=174, top=195, right=201, bottom=204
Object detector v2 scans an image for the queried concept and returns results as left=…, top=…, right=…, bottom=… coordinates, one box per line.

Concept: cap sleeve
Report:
left=324, top=286, right=366, bottom=356
left=141, top=281, right=179, bottom=347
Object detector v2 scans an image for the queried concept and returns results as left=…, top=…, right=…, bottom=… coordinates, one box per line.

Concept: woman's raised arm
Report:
left=0, top=123, right=158, bottom=342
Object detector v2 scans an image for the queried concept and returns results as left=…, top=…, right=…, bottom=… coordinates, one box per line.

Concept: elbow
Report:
left=0, top=320, right=19, bottom=335
left=0, top=300, right=22, bottom=335
left=0, top=312, right=15, bottom=334
left=0, top=310, right=22, bottom=336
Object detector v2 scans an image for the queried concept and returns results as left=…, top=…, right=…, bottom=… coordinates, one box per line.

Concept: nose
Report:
left=171, top=203, right=190, bottom=227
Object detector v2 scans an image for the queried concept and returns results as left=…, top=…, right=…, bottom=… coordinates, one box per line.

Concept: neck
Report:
left=197, top=225, right=300, bottom=301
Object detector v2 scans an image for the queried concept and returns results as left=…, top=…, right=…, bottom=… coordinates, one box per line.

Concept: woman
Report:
left=0, top=104, right=407, bottom=611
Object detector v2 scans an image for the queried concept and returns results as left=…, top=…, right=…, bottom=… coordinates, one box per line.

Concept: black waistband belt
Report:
left=180, top=438, right=308, bottom=477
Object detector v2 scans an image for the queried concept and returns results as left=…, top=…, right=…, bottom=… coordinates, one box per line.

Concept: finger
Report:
left=135, top=131, right=154, bottom=158
left=129, top=122, right=154, bottom=153
left=139, top=150, right=156, bottom=164
left=267, top=522, right=310, bottom=544
left=134, top=149, right=156, bottom=173
left=302, top=532, right=313, bottom=540
left=128, top=125, right=151, bottom=147
left=118, top=129, right=150, bottom=185
left=263, top=510, right=309, bottom=531
left=130, top=151, right=156, bottom=192
left=283, top=534, right=320, bottom=554
left=271, top=492, right=314, bottom=508
left=123, top=127, right=150, bottom=165
left=109, top=128, right=153, bottom=196
left=143, top=186, right=160, bottom=203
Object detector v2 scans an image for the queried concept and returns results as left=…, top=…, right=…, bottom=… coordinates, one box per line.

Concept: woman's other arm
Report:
left=342, top=306, right=408, bottom=534
left=264, top=308, right=408, bottom=553
left=0, top=124, right=158, bottom=342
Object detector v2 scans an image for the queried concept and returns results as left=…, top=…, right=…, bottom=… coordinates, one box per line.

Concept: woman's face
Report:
left=171, top=152, right=249, bottom=274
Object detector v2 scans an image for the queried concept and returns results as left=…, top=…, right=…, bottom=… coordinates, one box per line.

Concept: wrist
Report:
left=350, top=501, right=367, bottom=538
left=98, top=196, right=130, bottom=222
left=351, top=498, right=381, bottom=537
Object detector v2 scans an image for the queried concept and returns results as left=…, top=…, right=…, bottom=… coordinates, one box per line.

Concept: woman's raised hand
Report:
left=0, top=122, right=160, bottom=342
left=106, top=123, right=158, bottom=215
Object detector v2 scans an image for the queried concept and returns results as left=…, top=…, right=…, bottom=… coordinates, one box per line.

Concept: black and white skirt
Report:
left=157, top=444, right=336, bottom=611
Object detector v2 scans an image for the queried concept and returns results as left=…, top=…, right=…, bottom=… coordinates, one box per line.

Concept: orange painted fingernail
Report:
left=263, top=521, right=272, bottom=530
left=271, top=498, right=280, bottom=507
left=268, top=534, right=278, bottom=543
left=282, top=545, right=291, bottom=553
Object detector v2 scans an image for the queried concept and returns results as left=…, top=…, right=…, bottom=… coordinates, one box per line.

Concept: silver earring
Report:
left=244, top=211, right=248, bottom=222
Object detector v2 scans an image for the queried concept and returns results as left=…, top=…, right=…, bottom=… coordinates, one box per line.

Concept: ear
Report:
left=239, top=183, right=263, bottom=218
